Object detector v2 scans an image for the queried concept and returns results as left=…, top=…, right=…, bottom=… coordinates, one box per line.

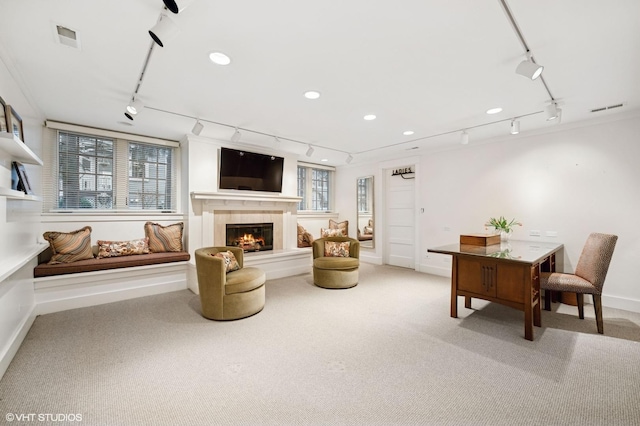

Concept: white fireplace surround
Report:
left=190, top=192, right=311, bottom=279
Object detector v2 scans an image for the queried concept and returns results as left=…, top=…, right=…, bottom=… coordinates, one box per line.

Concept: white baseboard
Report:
left=360, top=252, right=383, bottom=265
left=601, top=294, right=640, bottom=314
left=418, top=263, right=451, bottom=277
left=34, top=262, right=189, bottom=315
left=183, top=249, right=312, bottom=295
left=0, top=303, right=36, bottom=380
left=244, top=248, right=312, bottom=280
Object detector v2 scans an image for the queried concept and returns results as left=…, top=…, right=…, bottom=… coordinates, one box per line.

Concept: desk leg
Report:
left=533, top=264, right=541, bottom=328
left=451, top=256, right=458, bottom=318
left=524, top=263, right=541, bottom=341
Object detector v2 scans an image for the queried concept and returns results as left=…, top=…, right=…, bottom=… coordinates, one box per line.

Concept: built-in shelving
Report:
left=0, top=132, right=43, bottom=202
left=0, top=131, right=43, bottom=165
left=0, top=242, right=48, bottom=283
left=0, top=186, right=41, bottom=201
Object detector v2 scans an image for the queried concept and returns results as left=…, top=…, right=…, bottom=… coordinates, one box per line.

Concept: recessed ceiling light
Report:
left=304, top=91, right=321, bottom=99
left=403, top=130, right=414, bottom=136
left=364, top=114, right=376, bottom=121
left=321, top=158, right=328, bottom=162
left=486, top=107, right=503, bottom=114
left=209, top=51, right=231, bottom=65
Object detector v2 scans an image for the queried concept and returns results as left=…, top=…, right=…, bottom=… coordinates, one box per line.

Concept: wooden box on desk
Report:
left=459, top=234, right=501, bottom=246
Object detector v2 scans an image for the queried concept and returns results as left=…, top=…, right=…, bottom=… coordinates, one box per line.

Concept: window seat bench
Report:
left=33, top=250, right=192, bottom=315
left=34, top=251, right=190, bottom=277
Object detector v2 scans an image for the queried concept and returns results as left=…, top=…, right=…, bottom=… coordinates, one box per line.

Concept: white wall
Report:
left=418, top=115, right=640, bottom=312
left=184, top=135, right=301, bottom=259
left=0, top=55, right=45, bottom=377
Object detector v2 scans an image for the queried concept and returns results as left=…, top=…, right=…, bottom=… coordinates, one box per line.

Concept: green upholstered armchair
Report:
left=195, top=246, right=266, bottom=320
left=312, top=237, right=360, bottom=289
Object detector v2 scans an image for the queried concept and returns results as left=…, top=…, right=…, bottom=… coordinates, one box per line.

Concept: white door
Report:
left=384, top=166, right=415, bottom=269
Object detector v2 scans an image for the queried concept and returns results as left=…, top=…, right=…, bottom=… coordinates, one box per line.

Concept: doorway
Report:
left=384, top=166, right=415, bottom=269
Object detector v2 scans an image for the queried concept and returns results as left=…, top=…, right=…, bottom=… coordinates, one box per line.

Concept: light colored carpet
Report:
left=1, top=263, right=639, bottom=426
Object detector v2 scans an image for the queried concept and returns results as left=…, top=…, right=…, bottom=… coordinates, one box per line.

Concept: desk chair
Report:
left=541, top=233, right=618, bottom=334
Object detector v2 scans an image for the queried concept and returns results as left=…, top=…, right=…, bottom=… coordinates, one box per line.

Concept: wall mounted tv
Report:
left=219, top=147, right=284, bottom=193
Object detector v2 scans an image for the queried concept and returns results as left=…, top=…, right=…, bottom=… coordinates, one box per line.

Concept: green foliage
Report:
left=485, top=216, right=522, bottom=233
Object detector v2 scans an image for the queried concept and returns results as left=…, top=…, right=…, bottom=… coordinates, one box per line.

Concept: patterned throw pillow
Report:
left=321, top=228, right=346, bottom=237
left=213, top=250, right=241, bottom=273
left=324, top=241, right=350, bottom=257
left=97, top=238, right=150, bottom=258
left=329, top=219, right=348, bottom=236
left=144, top=222, right=184, bottom=252
left=43, top=226, right=94, bottom=264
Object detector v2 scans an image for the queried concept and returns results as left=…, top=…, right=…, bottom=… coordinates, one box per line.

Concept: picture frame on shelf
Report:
left=0, top=96, right=7, bottom=133
left=12, top=161, right=34, bottom=195
left=10, top=162, right=20, bottom=191
left=5, top=104, right=24, bottom=142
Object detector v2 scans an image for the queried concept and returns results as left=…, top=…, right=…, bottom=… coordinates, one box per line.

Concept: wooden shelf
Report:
left=0, top=132, right=43, bottom=165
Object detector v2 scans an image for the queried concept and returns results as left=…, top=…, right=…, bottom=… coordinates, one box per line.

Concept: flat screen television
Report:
left=219, top=147, right=284, bottom=193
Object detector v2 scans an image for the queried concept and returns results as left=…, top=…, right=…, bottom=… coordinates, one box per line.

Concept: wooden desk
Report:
left=428, top=241, right=563, bottom=341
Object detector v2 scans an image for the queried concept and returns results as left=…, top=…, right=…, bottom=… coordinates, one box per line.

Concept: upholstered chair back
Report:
left=574, top=233, right=618, bottom=294
left=312, top=236, right=360, bottom=260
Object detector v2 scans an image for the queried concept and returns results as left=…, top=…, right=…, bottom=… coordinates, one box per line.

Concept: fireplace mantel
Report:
left=191, top=191, right=301, bottom=207
left=192, top=191, right=302, bottom=253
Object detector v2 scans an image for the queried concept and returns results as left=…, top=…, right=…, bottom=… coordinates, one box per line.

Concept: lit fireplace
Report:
left=226, top=223, right=274, bottom=252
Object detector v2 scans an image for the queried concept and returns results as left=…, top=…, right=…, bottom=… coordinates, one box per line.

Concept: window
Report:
left=128, top=143, right=173, bottom=210
left=297, top=163, right=334, bottom=212
left=57, top=132, right=114, bottom=209
left=46, top=126, right=178, bottom=212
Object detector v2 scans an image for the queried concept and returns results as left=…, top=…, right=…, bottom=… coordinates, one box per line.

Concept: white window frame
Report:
left=42, top=121, right=181, bottom=214
left=297, top=161, right=335, bottom=213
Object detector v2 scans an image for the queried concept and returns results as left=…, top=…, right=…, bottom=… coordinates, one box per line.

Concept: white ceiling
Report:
left=1, top=0, right=639, bottom=165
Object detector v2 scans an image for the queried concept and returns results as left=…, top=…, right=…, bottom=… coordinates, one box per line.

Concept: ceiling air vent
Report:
left=54, top=24, right=81, bottom=49
left=591, top=103, right=624, bottom=113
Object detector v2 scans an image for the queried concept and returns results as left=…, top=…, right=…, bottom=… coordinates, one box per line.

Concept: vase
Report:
left=500, top=230, right=512, bottom=241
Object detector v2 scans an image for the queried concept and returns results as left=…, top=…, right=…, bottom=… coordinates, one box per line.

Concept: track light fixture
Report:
left=461, top=131, right=469, bottom=145
left=516, top=52, right=544, bottom=80
left=126, top=98, right=143, bottom=116
left=191, top=119, right=204, bottom=135
left=510, top=120, right=520, bottom=135
left=162, top=0, right=194, bottom=14
left=346, top=154, right=353, bottom=164
left=231, top=127, right=241, bottom=142
left=545, top=103, right=560, bottom=121
left=306, top=145, right=314, bottom=157
left=149, top=13, right=180, bottom=47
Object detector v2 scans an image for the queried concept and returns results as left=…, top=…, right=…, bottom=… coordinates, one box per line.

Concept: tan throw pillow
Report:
left=43, top=226, right=94, bottom=264
left=144, top=222, right=184, bottom=252
left=329, top=219, right=348, bottom=236
left=321, top=228, right=345, bottom=237
left=97, top=238, right=150, bottom=258
left=213, top=250, right=241, bottom=273
left=324, top=241, right=350, bottom=257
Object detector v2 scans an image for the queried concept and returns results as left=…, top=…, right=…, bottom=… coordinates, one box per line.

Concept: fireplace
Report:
left=226, top=223, right=274, bottom=252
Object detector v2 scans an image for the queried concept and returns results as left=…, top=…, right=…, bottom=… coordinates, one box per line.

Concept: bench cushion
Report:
left=34, top=252, right=190, bottom=278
